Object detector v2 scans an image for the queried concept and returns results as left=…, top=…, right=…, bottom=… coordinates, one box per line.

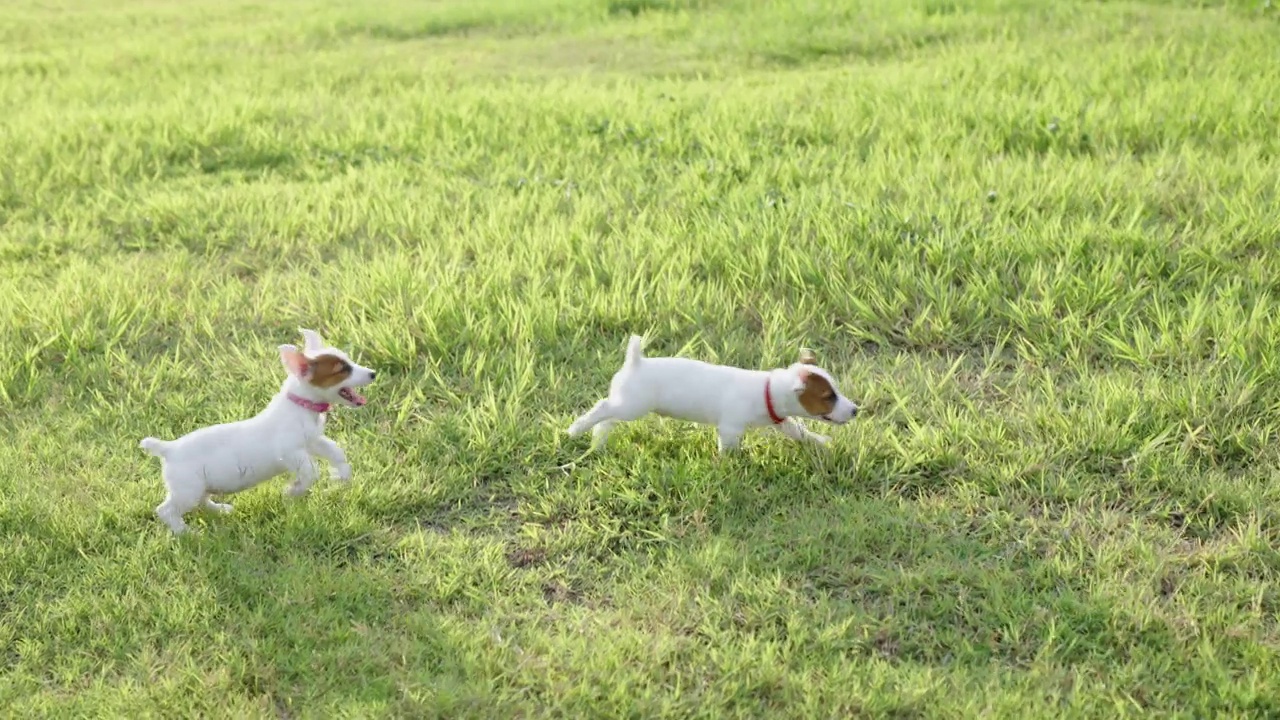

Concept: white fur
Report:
left=567, top=335, right=859, bottom=454
left=139, top=328, right=376, bottom=535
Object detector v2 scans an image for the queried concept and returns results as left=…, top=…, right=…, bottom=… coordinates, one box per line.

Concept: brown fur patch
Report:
left=797, top=371, right=838, bottom=416
left=309, top=354, right=352, bottom=388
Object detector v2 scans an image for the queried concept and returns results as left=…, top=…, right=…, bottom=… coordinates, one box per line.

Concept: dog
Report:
left=567, top=335, right=858, bottom=454
left=139, top=328, right=376, bottom=534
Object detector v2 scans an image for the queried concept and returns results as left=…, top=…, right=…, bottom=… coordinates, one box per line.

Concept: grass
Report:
left=2, top=0, right=1280, bottom=715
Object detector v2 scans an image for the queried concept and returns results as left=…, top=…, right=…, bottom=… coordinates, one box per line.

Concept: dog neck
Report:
left=270, top=376, right=331, bottom=417
left=764, top=367, right=814, bottom=422
left=286, top=393, right=329, bottom=413
left=763, top=375, right=786, bottom=424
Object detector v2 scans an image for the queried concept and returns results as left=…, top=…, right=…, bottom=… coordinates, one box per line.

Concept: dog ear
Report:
left=799, top=348, right=817, bottom=365
left=279, top=344, right=311, bottom=379
left=792, top=367, right=811, bottom=394
left=299, top=328, right=325, bottom=355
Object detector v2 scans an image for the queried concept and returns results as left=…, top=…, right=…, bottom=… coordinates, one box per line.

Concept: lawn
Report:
left=2, top=0, right=1279, bottom=716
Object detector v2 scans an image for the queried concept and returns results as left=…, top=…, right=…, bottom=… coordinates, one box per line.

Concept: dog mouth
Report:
left=338, top=387, right=367, bottom=407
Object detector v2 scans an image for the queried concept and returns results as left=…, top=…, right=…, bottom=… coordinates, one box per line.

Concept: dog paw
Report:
left=330, top=463, right=353, bottom=482
left=566, top=420, right=588, bottom=438
left=812, top=434, right=832, bottom=446
left=284, top=482, right=311, bottom=498
left=207, top=502, right=234, bottom=514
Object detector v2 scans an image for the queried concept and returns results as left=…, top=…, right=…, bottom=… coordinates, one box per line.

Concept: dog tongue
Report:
left=340, top=388, right=367, bottom=406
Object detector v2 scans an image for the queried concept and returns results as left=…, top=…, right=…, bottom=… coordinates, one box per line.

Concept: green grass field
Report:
left=3, top=0, right=1280, bottom=716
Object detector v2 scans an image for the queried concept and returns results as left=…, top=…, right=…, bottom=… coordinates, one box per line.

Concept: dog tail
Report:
left=624, top=334, right=645, bottom=369
left=139, top=437, right=170, bottom=458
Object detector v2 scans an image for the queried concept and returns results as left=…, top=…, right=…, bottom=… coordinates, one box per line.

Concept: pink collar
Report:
left=287, top=392, right=330, bottom=414
left=764, top=377, right=785, bottom=424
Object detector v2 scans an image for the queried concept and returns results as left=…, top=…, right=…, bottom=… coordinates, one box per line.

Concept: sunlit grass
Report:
left=2, top=0, right=1279, bottom=716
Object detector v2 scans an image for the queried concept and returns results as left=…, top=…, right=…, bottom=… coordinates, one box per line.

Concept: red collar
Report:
left=287, top=392, right=330, bottom=414
left=763, top=377, right=785, bottom=424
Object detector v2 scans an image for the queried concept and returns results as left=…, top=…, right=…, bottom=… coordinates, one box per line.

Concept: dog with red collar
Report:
left=567, top=335, right=858, bottom=455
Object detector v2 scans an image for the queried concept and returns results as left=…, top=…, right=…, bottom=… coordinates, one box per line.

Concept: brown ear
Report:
left=799, top=348, right=817, bottom=365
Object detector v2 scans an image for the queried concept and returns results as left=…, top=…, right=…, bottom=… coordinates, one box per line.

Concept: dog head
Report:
left=278, top=328, right=376, bottom=408
left=788, top=348, right=858, bottom=424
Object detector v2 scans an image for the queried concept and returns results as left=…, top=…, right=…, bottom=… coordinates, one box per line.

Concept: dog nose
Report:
left=850, top=406, right=859, bottom=418
left=370, top=371, right=377, bottom=380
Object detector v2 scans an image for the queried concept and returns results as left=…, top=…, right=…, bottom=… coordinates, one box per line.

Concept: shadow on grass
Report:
left=492, top=426, right=1280, bottom=713
left=707, top=491, right=1139, bottom=667
left=0, top=497, right=494, bottom=715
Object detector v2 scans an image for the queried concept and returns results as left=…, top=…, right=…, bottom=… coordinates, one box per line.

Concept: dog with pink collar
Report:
left=139, top=328, right=376, bottom=534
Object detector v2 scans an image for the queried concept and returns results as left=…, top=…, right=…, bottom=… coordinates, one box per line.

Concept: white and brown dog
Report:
left=567, top=335, right=858, bottom=454
left=140, top=328, right=375, bottom=534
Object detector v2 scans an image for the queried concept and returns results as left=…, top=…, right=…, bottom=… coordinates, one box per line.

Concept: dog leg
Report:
left=716, top=425, right=745, bottom=454
left=284, top=452, right=320, bottom=497
left=562, top=397, right=649, bottom=469
left=591, top=420, right=617, bottom=451
left=202, top=495, right=234, bottom=514
left=156, top=477, right=202, bottom=535
left=567, top=399, right=615, bottom=438
left=308, top=437, right=352, bottom=482
left=775, top=418, right=831, bottom=446
left=156, top=497, right=191, bottom=534
left=560, top=404, right=633, bottom=469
